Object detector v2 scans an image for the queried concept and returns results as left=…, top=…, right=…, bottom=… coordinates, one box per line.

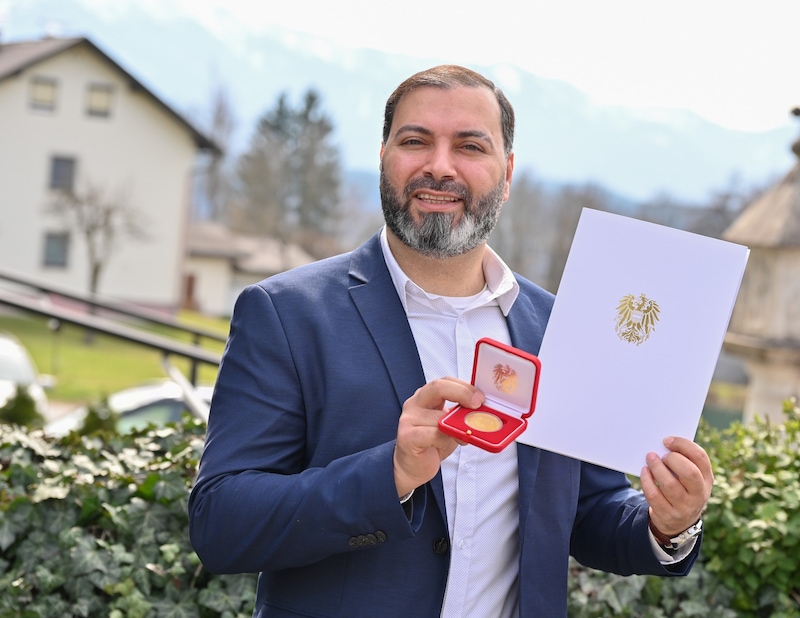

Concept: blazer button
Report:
left=348, top=537, right=358, bottom=547
left=433, top=538, right=449, bottom=554
left=366, top=534, right=378, bottom=545
left=375, top=531, right=387, bottom=543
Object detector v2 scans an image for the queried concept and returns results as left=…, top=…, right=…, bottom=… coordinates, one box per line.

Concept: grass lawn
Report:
left=0, top=311, right=228, bottom=404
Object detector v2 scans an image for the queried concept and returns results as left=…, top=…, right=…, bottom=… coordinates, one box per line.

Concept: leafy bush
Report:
left=568, top=398, right=800, bottom=617
left=79, top=398, right=120, bottom=435
left=0, top=386, right=43, bottom=428
left=568, top=557, right=737, bottom=617
left=0, top=418, right=255, bottom=617
left=2, top=400, right=798, bottom=616
left=702, top=398, right=800, bottom=615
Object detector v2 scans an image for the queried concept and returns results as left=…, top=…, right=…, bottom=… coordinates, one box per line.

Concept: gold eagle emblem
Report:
left=492, top=364, right=518, bottom=394
left=615, top=293, right=660, bottom=345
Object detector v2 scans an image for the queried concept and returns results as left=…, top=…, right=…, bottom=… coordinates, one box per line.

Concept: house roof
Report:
left=0, top=36, right=220, bottom=154
left=187, top=222, right=316, bottom=275
left=186, top=221, right=249, bottom=259
left=723, top=145, right=800, bottom=248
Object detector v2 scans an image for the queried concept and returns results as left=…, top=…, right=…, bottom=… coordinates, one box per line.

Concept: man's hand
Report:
left=640, top=436, right=714, bottom=536
left=393, top=377, right=484, bottom=498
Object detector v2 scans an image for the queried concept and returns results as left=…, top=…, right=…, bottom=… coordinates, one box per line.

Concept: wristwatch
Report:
left=649, top=518, right=703, bottom=551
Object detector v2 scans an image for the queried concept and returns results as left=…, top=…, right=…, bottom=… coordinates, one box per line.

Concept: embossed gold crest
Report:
left=615, top=293, right=660, bottom=345
left=492, top=364, right=518, bottom=394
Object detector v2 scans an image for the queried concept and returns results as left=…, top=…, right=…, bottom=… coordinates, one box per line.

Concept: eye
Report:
left=400, top=137, right=425, bottom=146
left=461, top=143, right=485, bottom=153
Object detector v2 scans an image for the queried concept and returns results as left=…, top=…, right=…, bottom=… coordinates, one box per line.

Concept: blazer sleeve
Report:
left=187, top=284, right=425, bottom=574
left=570, top=462, right=700, bottom=576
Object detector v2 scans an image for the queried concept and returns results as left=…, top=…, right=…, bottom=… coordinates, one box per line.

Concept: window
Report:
left=43, top=232, right=70, bottom=267
left=86, top=83, right=113, bottom=117
left=50, top=156, right=76, bottom=191
left=30, top=76, right=57, bottom=111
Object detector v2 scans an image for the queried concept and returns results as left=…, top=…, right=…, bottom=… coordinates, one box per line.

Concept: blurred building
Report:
left=722, top=131, right=800, bottom=423
left=184, top=221, right=316, bottom=317
left=0, top=36, right=217, bottom=312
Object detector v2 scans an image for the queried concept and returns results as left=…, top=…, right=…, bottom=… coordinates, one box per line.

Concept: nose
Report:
left=422, top=142, right=456, bottom=181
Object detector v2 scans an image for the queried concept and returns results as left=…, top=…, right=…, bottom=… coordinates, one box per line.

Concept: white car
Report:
left=0, top=332, right=54, bottom=418
left=44, top=379, right=213, bottom=437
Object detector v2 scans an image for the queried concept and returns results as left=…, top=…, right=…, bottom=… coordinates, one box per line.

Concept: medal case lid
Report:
left=438, top=338, right=541, bottom=453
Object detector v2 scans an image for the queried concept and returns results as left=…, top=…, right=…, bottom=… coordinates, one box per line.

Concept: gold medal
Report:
left=464, top=411, right=503, bottom=433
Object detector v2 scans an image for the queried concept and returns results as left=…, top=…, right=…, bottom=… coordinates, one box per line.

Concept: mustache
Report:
left=403, top=176, right=471, bottom=202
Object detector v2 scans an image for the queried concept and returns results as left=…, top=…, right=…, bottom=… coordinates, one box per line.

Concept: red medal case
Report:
left=439, top=337, right=541, bottom=453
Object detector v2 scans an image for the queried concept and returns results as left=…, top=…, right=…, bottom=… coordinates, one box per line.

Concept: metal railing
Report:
left=0, top=268, right=223, bottom=415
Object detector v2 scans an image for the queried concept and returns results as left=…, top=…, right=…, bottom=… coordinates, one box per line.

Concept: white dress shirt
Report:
left=381, top=228, right=522, bottom=617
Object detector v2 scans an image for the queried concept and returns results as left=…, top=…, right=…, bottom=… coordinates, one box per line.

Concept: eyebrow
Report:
left=394, top=124, right=496, bottom=148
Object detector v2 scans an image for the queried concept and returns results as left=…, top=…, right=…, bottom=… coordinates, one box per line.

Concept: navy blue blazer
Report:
left=188, top=232, right=698, bottom=617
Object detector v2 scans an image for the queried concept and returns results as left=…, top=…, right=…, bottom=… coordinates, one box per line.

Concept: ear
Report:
left=503, top=152, right=515, bottom=202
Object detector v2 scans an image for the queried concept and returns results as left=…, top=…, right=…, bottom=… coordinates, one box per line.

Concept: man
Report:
left=188, top=65, right=712, bottom=617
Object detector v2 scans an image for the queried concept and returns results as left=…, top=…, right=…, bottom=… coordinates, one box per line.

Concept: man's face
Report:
left=379, top=86, right=514, bottom=259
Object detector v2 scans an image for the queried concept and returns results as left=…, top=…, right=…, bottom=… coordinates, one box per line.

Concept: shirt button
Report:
left=433, top=538, right=449, bottom=554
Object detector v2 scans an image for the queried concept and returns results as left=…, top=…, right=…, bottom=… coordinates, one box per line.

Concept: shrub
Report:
left=567, top=399, right=800, bottom=617
left=701, top=398, right=800, bottom=615
left=0, top=418, right=255, bottom=617
left=2, top=400, right=798, bottom=616
left=0, top=386, right=43, bottom=429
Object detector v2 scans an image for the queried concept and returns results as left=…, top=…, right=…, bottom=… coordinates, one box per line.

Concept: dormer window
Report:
left=30, top=76, right=57, bottom=112
left=86, top=82, right=113, bottom=118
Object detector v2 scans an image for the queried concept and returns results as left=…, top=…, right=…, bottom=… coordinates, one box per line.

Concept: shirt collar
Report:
left=379, top=226, right=519, bottom=316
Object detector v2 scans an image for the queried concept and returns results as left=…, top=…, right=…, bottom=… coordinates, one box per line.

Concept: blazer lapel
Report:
left=347, top=234, right=426, bottom=407
left=347, top=233, right=447, bottom=515
left=506, top=283, right=550, bottom=531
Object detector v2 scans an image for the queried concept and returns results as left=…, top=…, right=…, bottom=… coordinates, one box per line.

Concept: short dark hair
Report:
left=382, top=65, right=515, bottom=156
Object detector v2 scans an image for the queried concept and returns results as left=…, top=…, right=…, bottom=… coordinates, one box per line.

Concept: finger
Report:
left=659, top=451, right=709, bottom=501
left=409, top=377, right=485, bottom=415
left=643, top=450, right=709, bottom=534
left=643, top=453, right=681, bottom=501
left=663, top=437, right=715, bottom=486
left=639, top=464, right=663, bottom=502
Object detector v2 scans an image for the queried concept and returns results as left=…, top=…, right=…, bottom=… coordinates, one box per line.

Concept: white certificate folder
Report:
left=517, top=208, right=749, bottom=476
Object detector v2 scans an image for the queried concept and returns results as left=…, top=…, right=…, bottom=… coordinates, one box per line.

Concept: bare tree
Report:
left=490, top=170, right=549, bottom=284
left=199, top=83, right=236, bottom=222
left=490, top=172, right=611, bottom=293
left=46, top=178, right=149, bottom=298
left=544, top=183, right=609, bottom=293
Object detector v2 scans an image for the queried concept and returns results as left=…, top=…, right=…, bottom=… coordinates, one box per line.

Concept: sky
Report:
left=5, top=0, right=795, bottom=134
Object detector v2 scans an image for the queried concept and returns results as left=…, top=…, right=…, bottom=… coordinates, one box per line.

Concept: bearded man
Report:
left=189, top=65, right=711, bottom=618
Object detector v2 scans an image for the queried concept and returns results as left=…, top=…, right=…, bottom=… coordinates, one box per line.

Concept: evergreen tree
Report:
left=235, top=89, right=342, bottom=257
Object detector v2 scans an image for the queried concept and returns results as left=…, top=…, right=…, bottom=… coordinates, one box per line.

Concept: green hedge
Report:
left=1, top=400, right=798, bottom=616
left=701, top=399, right=800, bottom=615
left=568, top=398, right=800, bottom=617
left=0, top=419, right=254, bottom=617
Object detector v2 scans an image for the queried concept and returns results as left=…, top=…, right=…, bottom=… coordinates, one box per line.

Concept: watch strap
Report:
left=649, top=518, right=703, bottom=550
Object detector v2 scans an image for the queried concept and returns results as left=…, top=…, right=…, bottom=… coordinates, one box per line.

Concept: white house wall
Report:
left=184, top=255, right=232, bottom=318
left=0, top=42, right=197, bottom=310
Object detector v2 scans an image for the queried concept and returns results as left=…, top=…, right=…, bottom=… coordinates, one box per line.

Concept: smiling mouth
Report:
left=416, top=193, right=461, bottom=205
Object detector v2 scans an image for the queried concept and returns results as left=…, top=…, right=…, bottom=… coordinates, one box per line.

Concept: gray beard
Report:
left=379, top=172, right=505, bottom=259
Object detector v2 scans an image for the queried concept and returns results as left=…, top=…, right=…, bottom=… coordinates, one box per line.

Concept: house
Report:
left=184, top=221, right=316, bottom=317
left=722, top=130, right=800, bottom=423
left=0, top=36, right=218, bottom=312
